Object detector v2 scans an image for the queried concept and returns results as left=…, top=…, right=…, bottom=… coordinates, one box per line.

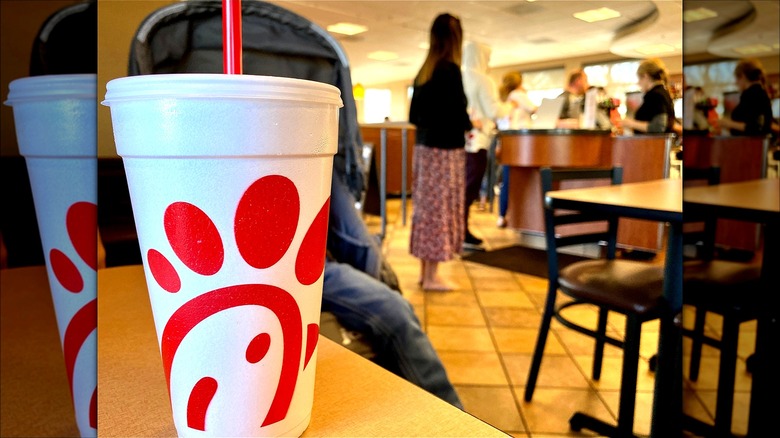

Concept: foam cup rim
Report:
left=4, top=74, right=97, bottom=105
left=103, top=73, right=343, bottom=107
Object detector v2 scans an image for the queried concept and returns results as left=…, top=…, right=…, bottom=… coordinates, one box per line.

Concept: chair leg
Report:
left=689, top=306, right=707, bottom=381
left=617, top=314, right=641, bottom=437
left=714, top=316, right=740, bottom=436
left=525, top=284, right=557, bottom=401
left=592, top=307, right=609, bottom=381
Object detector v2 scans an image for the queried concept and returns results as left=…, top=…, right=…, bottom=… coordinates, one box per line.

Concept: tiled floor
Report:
left=365, top=197, right=754, bottom=437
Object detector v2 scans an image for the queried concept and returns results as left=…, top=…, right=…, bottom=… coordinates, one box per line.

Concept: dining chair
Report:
left=525, top=167, right=666, bottom=437
left=681, top=166, right=761, bottom=437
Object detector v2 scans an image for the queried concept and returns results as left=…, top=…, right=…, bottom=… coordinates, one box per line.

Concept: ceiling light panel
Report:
left=682, top=7, right=718, bottom=23
left=367, top=51, right=399, bottom=61
left=326, top=22, right=367, bottom=36
left=573, top=7, right=621, bottom=23
left=733, top=44, right=773, bottom=55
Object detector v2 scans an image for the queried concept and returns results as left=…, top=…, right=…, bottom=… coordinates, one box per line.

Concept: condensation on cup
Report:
left=103, top=74, right=342, bottom=437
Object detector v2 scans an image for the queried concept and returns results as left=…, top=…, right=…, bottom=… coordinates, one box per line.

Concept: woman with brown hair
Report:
left=408, top=13, right=472, bottom=291
left=720, top=58, right=774, bottom=136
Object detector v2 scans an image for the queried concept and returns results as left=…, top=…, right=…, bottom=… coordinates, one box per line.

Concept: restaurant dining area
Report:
left=2, top=1, right=780, bottom=437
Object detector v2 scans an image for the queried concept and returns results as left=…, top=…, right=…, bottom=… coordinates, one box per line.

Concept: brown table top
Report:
left=0, top=265, right=80, bottom=437
left=683, top=179, right=780, bottom=221
left=546, top=179, right=682, bottom=222
left=97, top=265, right=505, bottom=437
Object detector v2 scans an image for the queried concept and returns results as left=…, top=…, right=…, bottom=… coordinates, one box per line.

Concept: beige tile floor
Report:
left=364, top=197, right=754, bottom=437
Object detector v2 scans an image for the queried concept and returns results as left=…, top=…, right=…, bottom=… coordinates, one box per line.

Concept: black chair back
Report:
left=540, top=167, right=623, bottom=282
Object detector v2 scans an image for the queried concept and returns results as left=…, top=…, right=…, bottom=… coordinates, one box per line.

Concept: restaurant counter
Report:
left=498, top=129, right=613, bottom=233
left=498, top=129, right=677, bottom=252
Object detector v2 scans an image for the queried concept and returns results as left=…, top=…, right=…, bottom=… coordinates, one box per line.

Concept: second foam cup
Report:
left=103, top=74, right=342, bottom=437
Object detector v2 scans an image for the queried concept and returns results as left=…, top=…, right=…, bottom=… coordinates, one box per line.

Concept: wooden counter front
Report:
left=683, top=134, right=770, bottom=252
left=498, top=129, right=613, bottom=233
left=612, top=134, right=674, bottom=251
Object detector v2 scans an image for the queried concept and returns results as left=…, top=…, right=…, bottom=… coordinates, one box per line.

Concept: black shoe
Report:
left=464, top=232, right=483, bottom=246
left=463, top=232, right=484, bottom=251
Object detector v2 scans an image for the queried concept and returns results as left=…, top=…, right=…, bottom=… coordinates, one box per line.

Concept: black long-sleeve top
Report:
left=635, top=84, right=675, bottom=134
left=730, top=83, right=773, bottom=136
left=409, top=61, right=472, bottom=149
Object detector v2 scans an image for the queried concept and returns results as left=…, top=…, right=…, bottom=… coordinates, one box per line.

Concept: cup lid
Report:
left=103, top=73, right=343, bottom=107
left=5, top=74, right=97, bottom=105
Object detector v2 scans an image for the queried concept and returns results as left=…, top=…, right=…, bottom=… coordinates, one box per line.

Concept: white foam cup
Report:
left=103, top=74, right=341, bottom=437
left=5, top=74, right=98, bottom=438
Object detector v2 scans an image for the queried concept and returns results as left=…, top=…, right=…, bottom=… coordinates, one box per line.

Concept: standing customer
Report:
left=461, top=41, right=514, bottom=248
left=620, top=58, right=676, bottom=134
left=496, top=71, right=537, bottom=228
left=719, top=58, right=774, bottom=136
left=408, top=13, right=472, bottom=291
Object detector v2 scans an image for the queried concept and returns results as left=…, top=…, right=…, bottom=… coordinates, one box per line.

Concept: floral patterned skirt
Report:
left=409, top=145, right=465, bottom=261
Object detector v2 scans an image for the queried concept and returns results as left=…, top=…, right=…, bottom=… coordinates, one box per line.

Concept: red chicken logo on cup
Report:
left=144, top=174, right=329, bottom=432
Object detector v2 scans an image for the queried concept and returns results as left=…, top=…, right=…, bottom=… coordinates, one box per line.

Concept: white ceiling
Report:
left=267, top=0, right=779, bottom=86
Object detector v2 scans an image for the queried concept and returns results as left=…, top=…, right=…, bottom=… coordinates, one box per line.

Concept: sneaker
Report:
left=496, top=216, right=507, bottom=228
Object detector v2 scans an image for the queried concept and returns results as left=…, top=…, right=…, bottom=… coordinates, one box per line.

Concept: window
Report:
left=363, top=88, right=392, bottom=123
left=520, top=68, right=565, bottom=106
left=584, top=60, right=641, bottom=117
left=683, top=60, right=739, bottom=116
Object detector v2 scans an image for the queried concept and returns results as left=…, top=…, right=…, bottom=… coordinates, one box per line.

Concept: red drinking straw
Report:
left=223, top=0, right=243, bottom=74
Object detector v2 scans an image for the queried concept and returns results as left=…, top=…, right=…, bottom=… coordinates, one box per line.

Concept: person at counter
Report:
left=557, top=69, right=589, bottom=128
left=719, top=58, right=774, bottom=136
left=461, top=41, right=515, bottom=249
left=408, top=13, right=472, bottom=291
left=617, top=58, right=676, bottom=134
left=495, top=71, right=536, bottom=228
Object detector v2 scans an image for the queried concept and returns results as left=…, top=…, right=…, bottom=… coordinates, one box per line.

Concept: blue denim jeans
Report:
left=322, top=261, right=463, bottom=408
left=322, top=172, right=463, bottom=408
left=499, top=165, right=510, bottom=217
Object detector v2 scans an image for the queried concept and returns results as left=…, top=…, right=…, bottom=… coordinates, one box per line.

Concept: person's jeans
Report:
left=323, top=171, right=462, bottom=408
left=322, top=261, right=463, bottom=408
left=499, top=165, right=510, bottom=217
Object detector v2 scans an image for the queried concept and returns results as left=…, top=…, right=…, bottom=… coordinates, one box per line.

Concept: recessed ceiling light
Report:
left=683, top=7, right=718, bottom=23
left=326, top=22, right=368, bottom=36
left=636, top=44, right=676, bottom=55
left=367, top=51, right=399, bottom=61
left=733, top=44, right=773, bottom=55
left=573, top=7, right=621, bottom=23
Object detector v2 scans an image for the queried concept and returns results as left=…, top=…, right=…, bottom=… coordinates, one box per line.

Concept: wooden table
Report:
left=97, top=265, right=504, bottom=437
left=683, top=179, right=780, bottom=436
left=0, top=265, right=80, bottom=437
left=545, top=179, right=683, bottom=438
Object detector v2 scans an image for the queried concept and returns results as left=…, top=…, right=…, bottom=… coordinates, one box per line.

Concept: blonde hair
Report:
left=500, top=71, right=522, bottom=102
left=637, top=58, right=669, bottom=86
left=414, top=13, right=463, bottom=86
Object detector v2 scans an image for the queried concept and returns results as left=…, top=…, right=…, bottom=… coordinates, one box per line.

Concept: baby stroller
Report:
left=123, top=0, right=380, bottom=357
